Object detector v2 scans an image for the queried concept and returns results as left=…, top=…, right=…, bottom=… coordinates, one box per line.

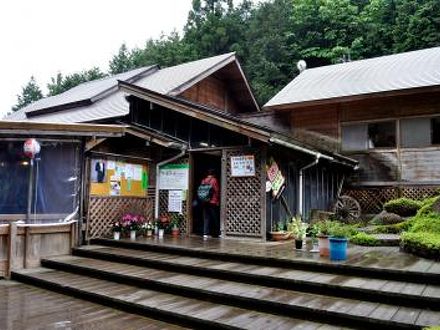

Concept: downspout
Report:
left=299, top=154, right=320, bottom=219
left=154, top=148, right=187, bottom=219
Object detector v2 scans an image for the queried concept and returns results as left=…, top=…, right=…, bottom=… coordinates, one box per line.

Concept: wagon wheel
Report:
left=334, top=195, right=361, bottom=223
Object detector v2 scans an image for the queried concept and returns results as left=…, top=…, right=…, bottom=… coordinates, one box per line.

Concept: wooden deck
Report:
left=0, top=280, right=184, bottom=330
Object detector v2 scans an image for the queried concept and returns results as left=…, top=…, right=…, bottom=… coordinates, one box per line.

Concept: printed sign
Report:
left=159, top=164, right=189, bottom=190
left=168, top=190, right=183, bottom=213
left=230, top=155, right=255, bottom=177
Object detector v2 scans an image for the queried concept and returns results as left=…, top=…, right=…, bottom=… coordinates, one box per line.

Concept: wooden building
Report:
left=264, top=47, right=440, bottom=214
left=5, top=53, right=355, bottom=241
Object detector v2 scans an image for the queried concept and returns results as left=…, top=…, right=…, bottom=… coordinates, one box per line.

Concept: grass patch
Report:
left=350, top=232, right=379, bottom=246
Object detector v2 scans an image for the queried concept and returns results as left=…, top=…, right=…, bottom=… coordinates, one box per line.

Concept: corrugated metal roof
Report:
left=265, top=47, right=440, bottom=108
left=134, top=52, right=235, bottom=94
left=5, top=53, right=236, bottom=123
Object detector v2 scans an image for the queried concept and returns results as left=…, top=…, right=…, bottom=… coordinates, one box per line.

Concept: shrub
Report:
left=370, top=211, right=403, bottom=225
left=383, top=198, right=422, bottom=217
left=409, top=214, right=440, bottom=234
left=328, top=222, right=357, bottom=238
left=416, top=196, right=440, bottom=217
left=401, top=232, right=440, bottom=260
left=351, top=232, right=379, bottom=246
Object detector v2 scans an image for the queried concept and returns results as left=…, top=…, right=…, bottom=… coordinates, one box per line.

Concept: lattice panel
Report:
left=343, top=187, right=398, bottom=214
left=224, top=149, right=262, bottom=237
left=158, top=158, right=189, bottom=234
left=401, top=186, right=439, bottom=201
left=87, top=196, right=154, bottom=239
left=343, top=185, right=440, bottom=215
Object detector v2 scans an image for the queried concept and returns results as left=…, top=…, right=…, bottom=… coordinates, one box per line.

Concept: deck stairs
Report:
left=11, top=238, right=440, bottom=329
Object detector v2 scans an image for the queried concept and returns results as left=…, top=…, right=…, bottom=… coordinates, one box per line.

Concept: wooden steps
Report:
left=11, top=268, right=341, bottom=330
left=10, top=242, right=440, bottom=329
left=90, top=238, right=440, bottom=285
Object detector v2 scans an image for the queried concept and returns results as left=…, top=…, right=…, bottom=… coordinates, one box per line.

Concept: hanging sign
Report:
left=159, top=164, right=189, bottom=190
left=230, top=155, right=255, bottom=177
left=266, top=158, right=285, bottom=199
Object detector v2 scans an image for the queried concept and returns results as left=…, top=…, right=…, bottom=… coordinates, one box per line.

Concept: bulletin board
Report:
left=89, top=158, right=148, bottom=197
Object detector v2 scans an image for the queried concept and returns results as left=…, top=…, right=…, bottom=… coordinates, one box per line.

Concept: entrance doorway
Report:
left=191, top=151, right=222, bottom=237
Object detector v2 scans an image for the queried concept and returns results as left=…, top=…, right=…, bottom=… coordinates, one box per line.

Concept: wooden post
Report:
left=6, top=223, right=17, bottom=278
left=24, top=226, right=31, bottom=268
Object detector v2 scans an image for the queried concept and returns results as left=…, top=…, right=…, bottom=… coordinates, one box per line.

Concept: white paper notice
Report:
left=168, top=190, right=183, bottom=213
left=133, top=165, right=143, bottom=181
left=125, top=164, right=134, bottom=179
left=107, top=160, right=115, bottom=170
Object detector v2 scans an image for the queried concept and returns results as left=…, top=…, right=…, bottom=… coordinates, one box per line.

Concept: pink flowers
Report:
left=122, top=213, right=145, bottom=231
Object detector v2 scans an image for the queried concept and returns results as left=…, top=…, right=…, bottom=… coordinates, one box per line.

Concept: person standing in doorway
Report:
left=197, top=169, right=220, bottom=239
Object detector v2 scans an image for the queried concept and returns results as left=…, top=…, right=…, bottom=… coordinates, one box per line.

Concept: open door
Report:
left=191, top=151, right=222, bottom=237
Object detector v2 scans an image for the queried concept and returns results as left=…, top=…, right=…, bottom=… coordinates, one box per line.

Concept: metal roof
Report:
left=265, top=46, right=440, bottom=109
left=5, top=53, right=238, bottom=123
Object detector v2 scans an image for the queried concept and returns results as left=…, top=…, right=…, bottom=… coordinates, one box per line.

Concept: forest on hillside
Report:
left=12, top=0, right=440, bottom=111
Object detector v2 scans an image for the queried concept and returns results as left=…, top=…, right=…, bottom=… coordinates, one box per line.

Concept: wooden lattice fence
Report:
left=87, top=196, right=154, bottom=239
left=224, top=149, right=265, bottom=238
left=343, top=185, right=440, bottom=215
left=158, top=158, right=189, bottom=234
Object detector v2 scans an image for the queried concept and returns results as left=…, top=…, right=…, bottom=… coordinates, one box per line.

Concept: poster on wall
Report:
left=266, top=158, right=285, bottom=199
left=230, top=155, right=255, bottom=177
left=168, top=190, right=183, bottom=213
left=91, top=159, right=106, bottom=183
left=159, top=164, right=189, bottom=190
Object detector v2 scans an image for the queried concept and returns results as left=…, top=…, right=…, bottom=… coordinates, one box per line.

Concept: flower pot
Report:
left=295, top=239, right=303, bottom=250
left=270, top=231, right=290, bottom=241
left=146, top=230, right=153, bottom=237
left=329, top=237, right=348, bottom=261
left=154, top=226, right=159, bottom=236
left=113, top=232, right=120, bottom=240
left=130, top=230, right=136, bottom=241
left=158, top=229, right=165, bottom=239
left=318, top=235, right=330, bottom=257
left=171, top=227, right=180, bottom=238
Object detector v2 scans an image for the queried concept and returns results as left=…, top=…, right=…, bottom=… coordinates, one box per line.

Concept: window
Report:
left=401, top=117, right=440, bottom=148
left=342, top=121, right=396, bottom=151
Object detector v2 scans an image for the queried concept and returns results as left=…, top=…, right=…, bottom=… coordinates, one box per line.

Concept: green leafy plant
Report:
left=328, top=222, right=355, bottom=239
left=169, top=214, right=181, bottom=229
left=351, top=232, right=379, bottom=246
left=383, top=198, right=422, bottom=217
left=314, top=220, right=334, bottom=236
left=287, top=216, right=308, bottom=239
left=401, top=232, right=440, bottom=260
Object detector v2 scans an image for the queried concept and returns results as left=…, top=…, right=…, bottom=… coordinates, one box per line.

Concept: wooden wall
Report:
left=180, top=75, right=240, bottom=114
left=0, top=221, right=77, bottom=278
left=290, top=104, right=339, bottom=138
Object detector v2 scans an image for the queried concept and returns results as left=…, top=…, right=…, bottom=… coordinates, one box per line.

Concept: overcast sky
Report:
left=0, top=0, right=194, bottom=117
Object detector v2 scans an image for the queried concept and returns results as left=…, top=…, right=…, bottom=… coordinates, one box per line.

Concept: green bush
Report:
left=416, top=196, right=440, bottom=217
left=401, top=232, right=440, bottom=260
left=369, top=221, right=411, bottom=234
left=328, top=222, right=357, bottom=238
left=383, top=198, right=422, bottom=217
left=409, top=214, right=440, bottom=234
left=351, top=232, right=379, bottom=246
left=370, top=211, right=403, bottom=225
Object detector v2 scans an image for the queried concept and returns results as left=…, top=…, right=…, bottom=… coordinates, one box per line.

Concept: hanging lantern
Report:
left=23, top=138, right=41, bottom=159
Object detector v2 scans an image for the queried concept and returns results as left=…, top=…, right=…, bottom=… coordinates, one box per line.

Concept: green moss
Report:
left=351, top=232, right=379, bottom=246
left=370, top=221, right=411, bottom=234
left=401, top=232, right=440, bottom=258
left=424, top=326, right=440, bottom=330
left=383, top=198, right=422, bottom=217
left=409, top=214, right=440, bottom=234
left=416, top=196, right=440, bottom=217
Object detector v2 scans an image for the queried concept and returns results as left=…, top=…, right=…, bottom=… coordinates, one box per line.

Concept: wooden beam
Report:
left=85, top=137, right=107, bottom=152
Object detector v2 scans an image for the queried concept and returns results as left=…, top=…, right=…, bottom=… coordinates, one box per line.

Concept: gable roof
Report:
left=265, top=46, right=440, bottom=109
left=5, top=53, right=259, bottom=123
left=119, top=80, right=357, bottom=167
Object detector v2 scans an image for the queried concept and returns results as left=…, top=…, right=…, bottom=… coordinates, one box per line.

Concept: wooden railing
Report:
left=0, top=221, right=77, bottom=278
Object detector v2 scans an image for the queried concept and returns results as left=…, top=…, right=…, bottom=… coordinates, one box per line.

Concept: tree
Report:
left=109, top=43, right=134, bottom=74
left=12, top=76, right=43, bottom=112
left=47, top=67, right=107, bottom=96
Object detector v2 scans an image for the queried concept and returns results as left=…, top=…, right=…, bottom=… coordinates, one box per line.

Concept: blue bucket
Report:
left=329, top=237, right=348, bottom=261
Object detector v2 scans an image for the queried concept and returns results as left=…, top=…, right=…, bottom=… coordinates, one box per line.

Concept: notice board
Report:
left=90, top=158, right=148, bottom=197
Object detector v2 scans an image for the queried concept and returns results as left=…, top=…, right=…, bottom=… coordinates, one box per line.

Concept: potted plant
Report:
left=170, top=214, right=180, bottom=238
left=145, top=221, right=153, bottom=237
left=288, top=216, right=308, bottom=249
left=315, top=220, right=333, bottom=257
left=112, top=220, right=122, bottom=240
left=153, top=219, right=160, bottom=236
left=157, top=218, right=166, bottom=239
left=123, top=214, right=143, bottom=241
left=270, top=222, right=290, bottom=241
left=309, top=224, right=319, bottom=253
left=328, top=222, right=351, bottom=261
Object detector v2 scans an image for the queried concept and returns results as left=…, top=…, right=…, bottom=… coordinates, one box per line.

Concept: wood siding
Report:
left=180, top=76, right=240, bottom=113
left=290, top=105, right=340, bottom=138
